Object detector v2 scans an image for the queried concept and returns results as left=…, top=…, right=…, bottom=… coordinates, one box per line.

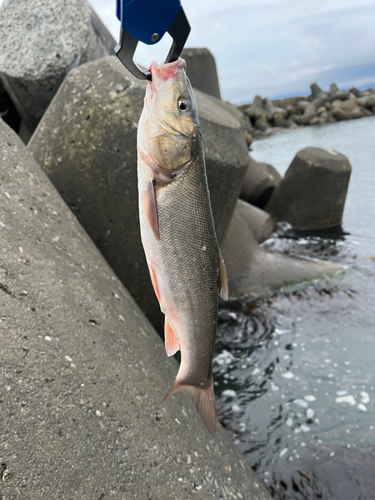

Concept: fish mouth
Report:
left=149, top=58, right=186, bottom=84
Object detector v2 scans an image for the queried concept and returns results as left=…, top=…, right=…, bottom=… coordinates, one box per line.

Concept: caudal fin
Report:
left=164, top=376, right=216, bottom=435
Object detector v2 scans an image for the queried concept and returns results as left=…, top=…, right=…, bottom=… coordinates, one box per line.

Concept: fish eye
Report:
left=178, top=99, right=191, bottom=112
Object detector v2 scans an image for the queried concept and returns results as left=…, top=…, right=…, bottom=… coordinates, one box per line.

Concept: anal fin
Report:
left=165, top=319, right=180, bottom=357
left=217, top=248, right=229, bottom=300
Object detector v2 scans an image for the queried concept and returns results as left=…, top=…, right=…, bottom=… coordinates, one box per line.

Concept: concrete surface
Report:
left=235, top=199, right=276, bottom=243
left=0, top=0, right=116, bottom=134
left=240, top=155, right=282, bottom=209
left=181, top=47, right=221, bottom=99
left=0, top=118, right=271, bottom=499
left=222, top=210, right=343, bottom=299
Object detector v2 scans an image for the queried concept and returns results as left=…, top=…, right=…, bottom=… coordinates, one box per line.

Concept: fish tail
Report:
left=164, top=375, right=216, bottom=436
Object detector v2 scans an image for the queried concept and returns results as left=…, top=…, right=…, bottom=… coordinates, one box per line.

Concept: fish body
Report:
left=137, top=59, right=228, bottom=435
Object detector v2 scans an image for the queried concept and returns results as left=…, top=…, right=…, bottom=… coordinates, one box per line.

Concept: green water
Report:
left=214, top=116, right=375, bottom=497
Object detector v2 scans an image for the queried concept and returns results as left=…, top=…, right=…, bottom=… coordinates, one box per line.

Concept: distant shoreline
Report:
left=238, top=82, right=375, bottom=142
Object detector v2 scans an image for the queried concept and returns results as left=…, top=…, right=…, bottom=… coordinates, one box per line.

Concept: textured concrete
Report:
left=240, top=155, right=282, bottom=209
left=181, top=47, right=221, bottom=99
left=0, top=0, right=116, bottom=133
left=0, top=118, right=270, bottom=500
left=265, top=148, right=352, bottom=230
left=28, top=56, right=249, bottom=333
left=235, top=199, right=276, bottom=243
left=222, top=210, right=343, bottom=299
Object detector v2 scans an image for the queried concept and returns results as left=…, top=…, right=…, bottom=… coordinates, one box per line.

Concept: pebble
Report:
left=231, top=403, right=241, bottom=413
left=358, top=403, right=367, bottom=412
left=65, top=355, right=73, bottom=362
left=45, top=335, right=51, bottom=341
left=279, top=447, right=288, bottom=458
left=281, top=371, right=295, bottom=379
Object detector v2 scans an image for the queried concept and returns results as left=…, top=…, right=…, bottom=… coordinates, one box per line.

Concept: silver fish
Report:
left=137, top=58, right=228, bottom=435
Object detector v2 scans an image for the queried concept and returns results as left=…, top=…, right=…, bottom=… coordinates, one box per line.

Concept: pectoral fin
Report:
left=143, top=180, right=160, bottom=240
left=217, top=248, right=229, bottom=300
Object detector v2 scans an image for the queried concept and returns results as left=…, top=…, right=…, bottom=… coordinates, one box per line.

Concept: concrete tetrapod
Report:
left=0, top=0, right=116, bottom=135
left=222, top=209, right=343, bottom=299
left=28, top=56, right=250, bottom=334
left=265, top=147, right=352, bottom=230
left=181, top=47, right=222, bottom=99
left=240, top=155, right=282, bottom=209
left=235, top=199, right=276, bottom=244
left=0, top=119, right=270, bottom=499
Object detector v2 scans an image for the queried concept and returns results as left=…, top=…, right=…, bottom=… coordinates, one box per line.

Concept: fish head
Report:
left=139, top=58, right=200, bottom=175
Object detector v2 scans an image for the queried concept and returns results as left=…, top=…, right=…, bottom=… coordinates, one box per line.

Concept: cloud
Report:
left=1, top=0, right=374, bottom=103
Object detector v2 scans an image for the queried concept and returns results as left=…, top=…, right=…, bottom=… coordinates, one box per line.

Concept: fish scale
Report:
left=155, top=149, right=219, bottom=383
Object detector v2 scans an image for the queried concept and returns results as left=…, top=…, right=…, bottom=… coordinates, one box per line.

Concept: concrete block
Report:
left=28, top=56, right=249, bottom=333
left=222, top=209, right=343, bottom=299
left=0, top=0, right=116, bottom=133
left=181, top=47, right=221, bottom=99
left=265, top=147, right=352, bottom=230
left=0, top=118, right=270, bottom=500
left=240, top=155, right=282, bottom=208
left=235, top=199, right=275, bottom=243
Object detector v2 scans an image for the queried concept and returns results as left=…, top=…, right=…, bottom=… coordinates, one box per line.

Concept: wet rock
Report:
left=221, top=209, right=342, bottom=299
left=240, top=155, right=282, bottom=209
left=0, top=0, right=116, bottom=134
left=181, top=47, right=221, bottom=99
left=28, top=56, right=249, bottom=333
left=235, top=199, right=276, bottom=243
left=265, top=147, right=352, bottom=230
left=0, top=118, right=270, bottom=500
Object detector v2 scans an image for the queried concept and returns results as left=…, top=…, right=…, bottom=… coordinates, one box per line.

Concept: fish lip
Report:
left=149, top=58, right=186, bottom=83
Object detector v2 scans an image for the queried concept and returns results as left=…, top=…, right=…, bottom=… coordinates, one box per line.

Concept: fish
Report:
left=137, top=58, right=228, bottom=436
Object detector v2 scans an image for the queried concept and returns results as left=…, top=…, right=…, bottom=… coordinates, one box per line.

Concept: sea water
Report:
left=214, top=116, right=375, bottom=497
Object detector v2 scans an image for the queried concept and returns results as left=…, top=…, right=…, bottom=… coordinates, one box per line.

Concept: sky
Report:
left=1, top=0, right=375, bottom=103
left=88, top=0, right=375, bottom=103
